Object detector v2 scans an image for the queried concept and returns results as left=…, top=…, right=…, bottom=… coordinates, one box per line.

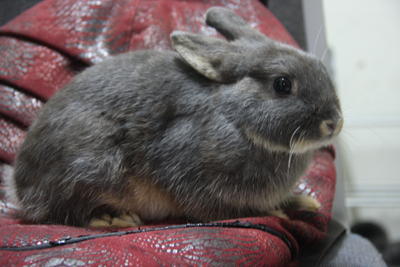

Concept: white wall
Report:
left=322, top=0, right=400, bottom=239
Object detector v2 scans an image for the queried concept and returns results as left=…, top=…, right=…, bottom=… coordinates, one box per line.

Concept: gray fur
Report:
left=11, top=7, right=342, bottom=226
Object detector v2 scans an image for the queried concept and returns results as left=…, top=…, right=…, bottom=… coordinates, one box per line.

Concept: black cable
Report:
left=0, top=220, right=297, bottom=259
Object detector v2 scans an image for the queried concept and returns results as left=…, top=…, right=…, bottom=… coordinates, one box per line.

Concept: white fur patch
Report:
left=244, top=128, right=289, bottom=152
left=2, top=165, right=20, bottom=209
left=244, top=127, right=334, bottom=154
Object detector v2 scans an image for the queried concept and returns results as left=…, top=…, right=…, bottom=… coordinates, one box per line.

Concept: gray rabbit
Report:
left=9, top=7, right=342, bottom=227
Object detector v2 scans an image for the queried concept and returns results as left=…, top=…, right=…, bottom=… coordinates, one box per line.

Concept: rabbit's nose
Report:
left=320, top=117, right=343, bottom=137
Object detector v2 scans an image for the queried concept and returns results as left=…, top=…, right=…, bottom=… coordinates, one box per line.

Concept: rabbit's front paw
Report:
left=89, top=212, right=142, bottom=228
left=269, top=209, right=289, bottom=219
left=286, top=194, right=321, bottom=212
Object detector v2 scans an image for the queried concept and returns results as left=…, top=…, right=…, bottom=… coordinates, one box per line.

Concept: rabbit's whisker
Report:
left=287, top=126, right=301, bottom=176
left=312, top=24, right=324, bottom=56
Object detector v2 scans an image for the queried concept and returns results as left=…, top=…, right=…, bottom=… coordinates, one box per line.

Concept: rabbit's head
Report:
left=171, top=7, right=342, bottom=154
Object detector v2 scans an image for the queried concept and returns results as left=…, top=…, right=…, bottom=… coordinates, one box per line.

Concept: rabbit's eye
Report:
left=273, top=76, right=292, bottom=95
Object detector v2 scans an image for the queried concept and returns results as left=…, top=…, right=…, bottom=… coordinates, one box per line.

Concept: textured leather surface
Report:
left=0, top=0, right=335, bottom=265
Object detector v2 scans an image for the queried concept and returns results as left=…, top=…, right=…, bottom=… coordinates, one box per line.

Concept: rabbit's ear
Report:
left=171, top=31, right=239, bottom=82
left=205, top=7, right=267, bottom=43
